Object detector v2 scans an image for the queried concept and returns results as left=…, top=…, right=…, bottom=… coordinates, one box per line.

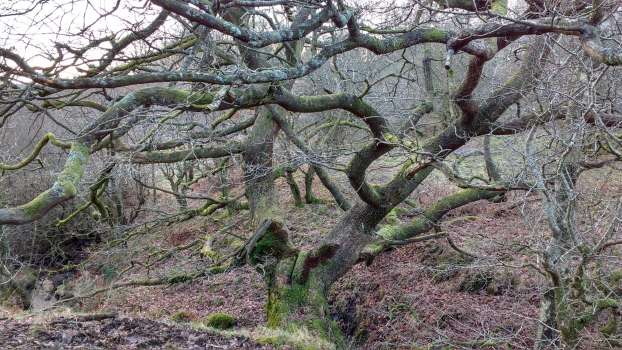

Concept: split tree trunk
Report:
left=248, top=203, right=390, bottom=346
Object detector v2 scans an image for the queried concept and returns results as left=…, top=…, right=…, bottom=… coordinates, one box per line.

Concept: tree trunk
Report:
left=534, top=288, right=560, bottom=350
left=243, top=108, right=280, bottom=223
left=284, top=170, right=303, bottom=207
left=304, top=166, right=322, bottom=204
left=247, top=221, right=352, bottom=347
left=534, top=143, right=581, bottom=349
left=266, top=271, right=345, bottom=347
left=241, top=201, right=389, bottom=347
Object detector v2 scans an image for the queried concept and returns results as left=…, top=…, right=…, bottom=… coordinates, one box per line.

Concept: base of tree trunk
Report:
left=242, top=220, right=346, bottom=348
left=266, top=278, right=345, bottom=348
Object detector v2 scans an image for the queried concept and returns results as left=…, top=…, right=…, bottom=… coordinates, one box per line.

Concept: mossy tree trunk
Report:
left=224, top=5, right=340, bottom=342
left=255, top=201, right=405, bottom=346
left=304, top=166, right=322, bottom=204
left=266, top=268, right=345, bottom=345
left=284, top=170, right=304, bottom=208
left=245, top=220, right=360, bottom=346
left=360, top=188, right=502, bottom=262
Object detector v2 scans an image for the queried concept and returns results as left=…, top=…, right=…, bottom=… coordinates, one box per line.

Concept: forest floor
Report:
left=0, top=314, right=274, bottom=349
left=1, top=158, right=620, bottom=349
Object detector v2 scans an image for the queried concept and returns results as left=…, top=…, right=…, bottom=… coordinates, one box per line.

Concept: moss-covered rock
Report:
left=203, top=312, right=236, bottom=329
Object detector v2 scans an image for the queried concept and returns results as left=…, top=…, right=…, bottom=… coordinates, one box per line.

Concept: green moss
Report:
left=595, top=298, right=619, bottom=309
left=207, top=266, right=227, bottom=274
left=384, top=208, right=400, bottom=225
left=59, top=143, right=89, bottom=185
left=200, top=239, right=222, bottom=260
left=360, top=241, right=386, bottom=263
left=203, top=312, right=236, bottom=330
left=251, top=234, right=279, bottom=264
left=250, top=226, right=295, bottom=265
left=254, top=326, right=336, bottom=350
left=265, top=278, right=346, bottom=348
left=376, top=225, right=400, bottom=240
left=200, top=204, right=221, bottom=216
left=20, top=141, right=91, bottom=219
left=20, top=192, right=52, bottom=218
left=350, top=97, right=379, bottom=117
left=382, top=132, right=400, bottom=144
left=291, top=251, right=310, bottom=283
left=423, top=28, right=447, bottom=42
left=267, top=283, right=309, bottom=328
